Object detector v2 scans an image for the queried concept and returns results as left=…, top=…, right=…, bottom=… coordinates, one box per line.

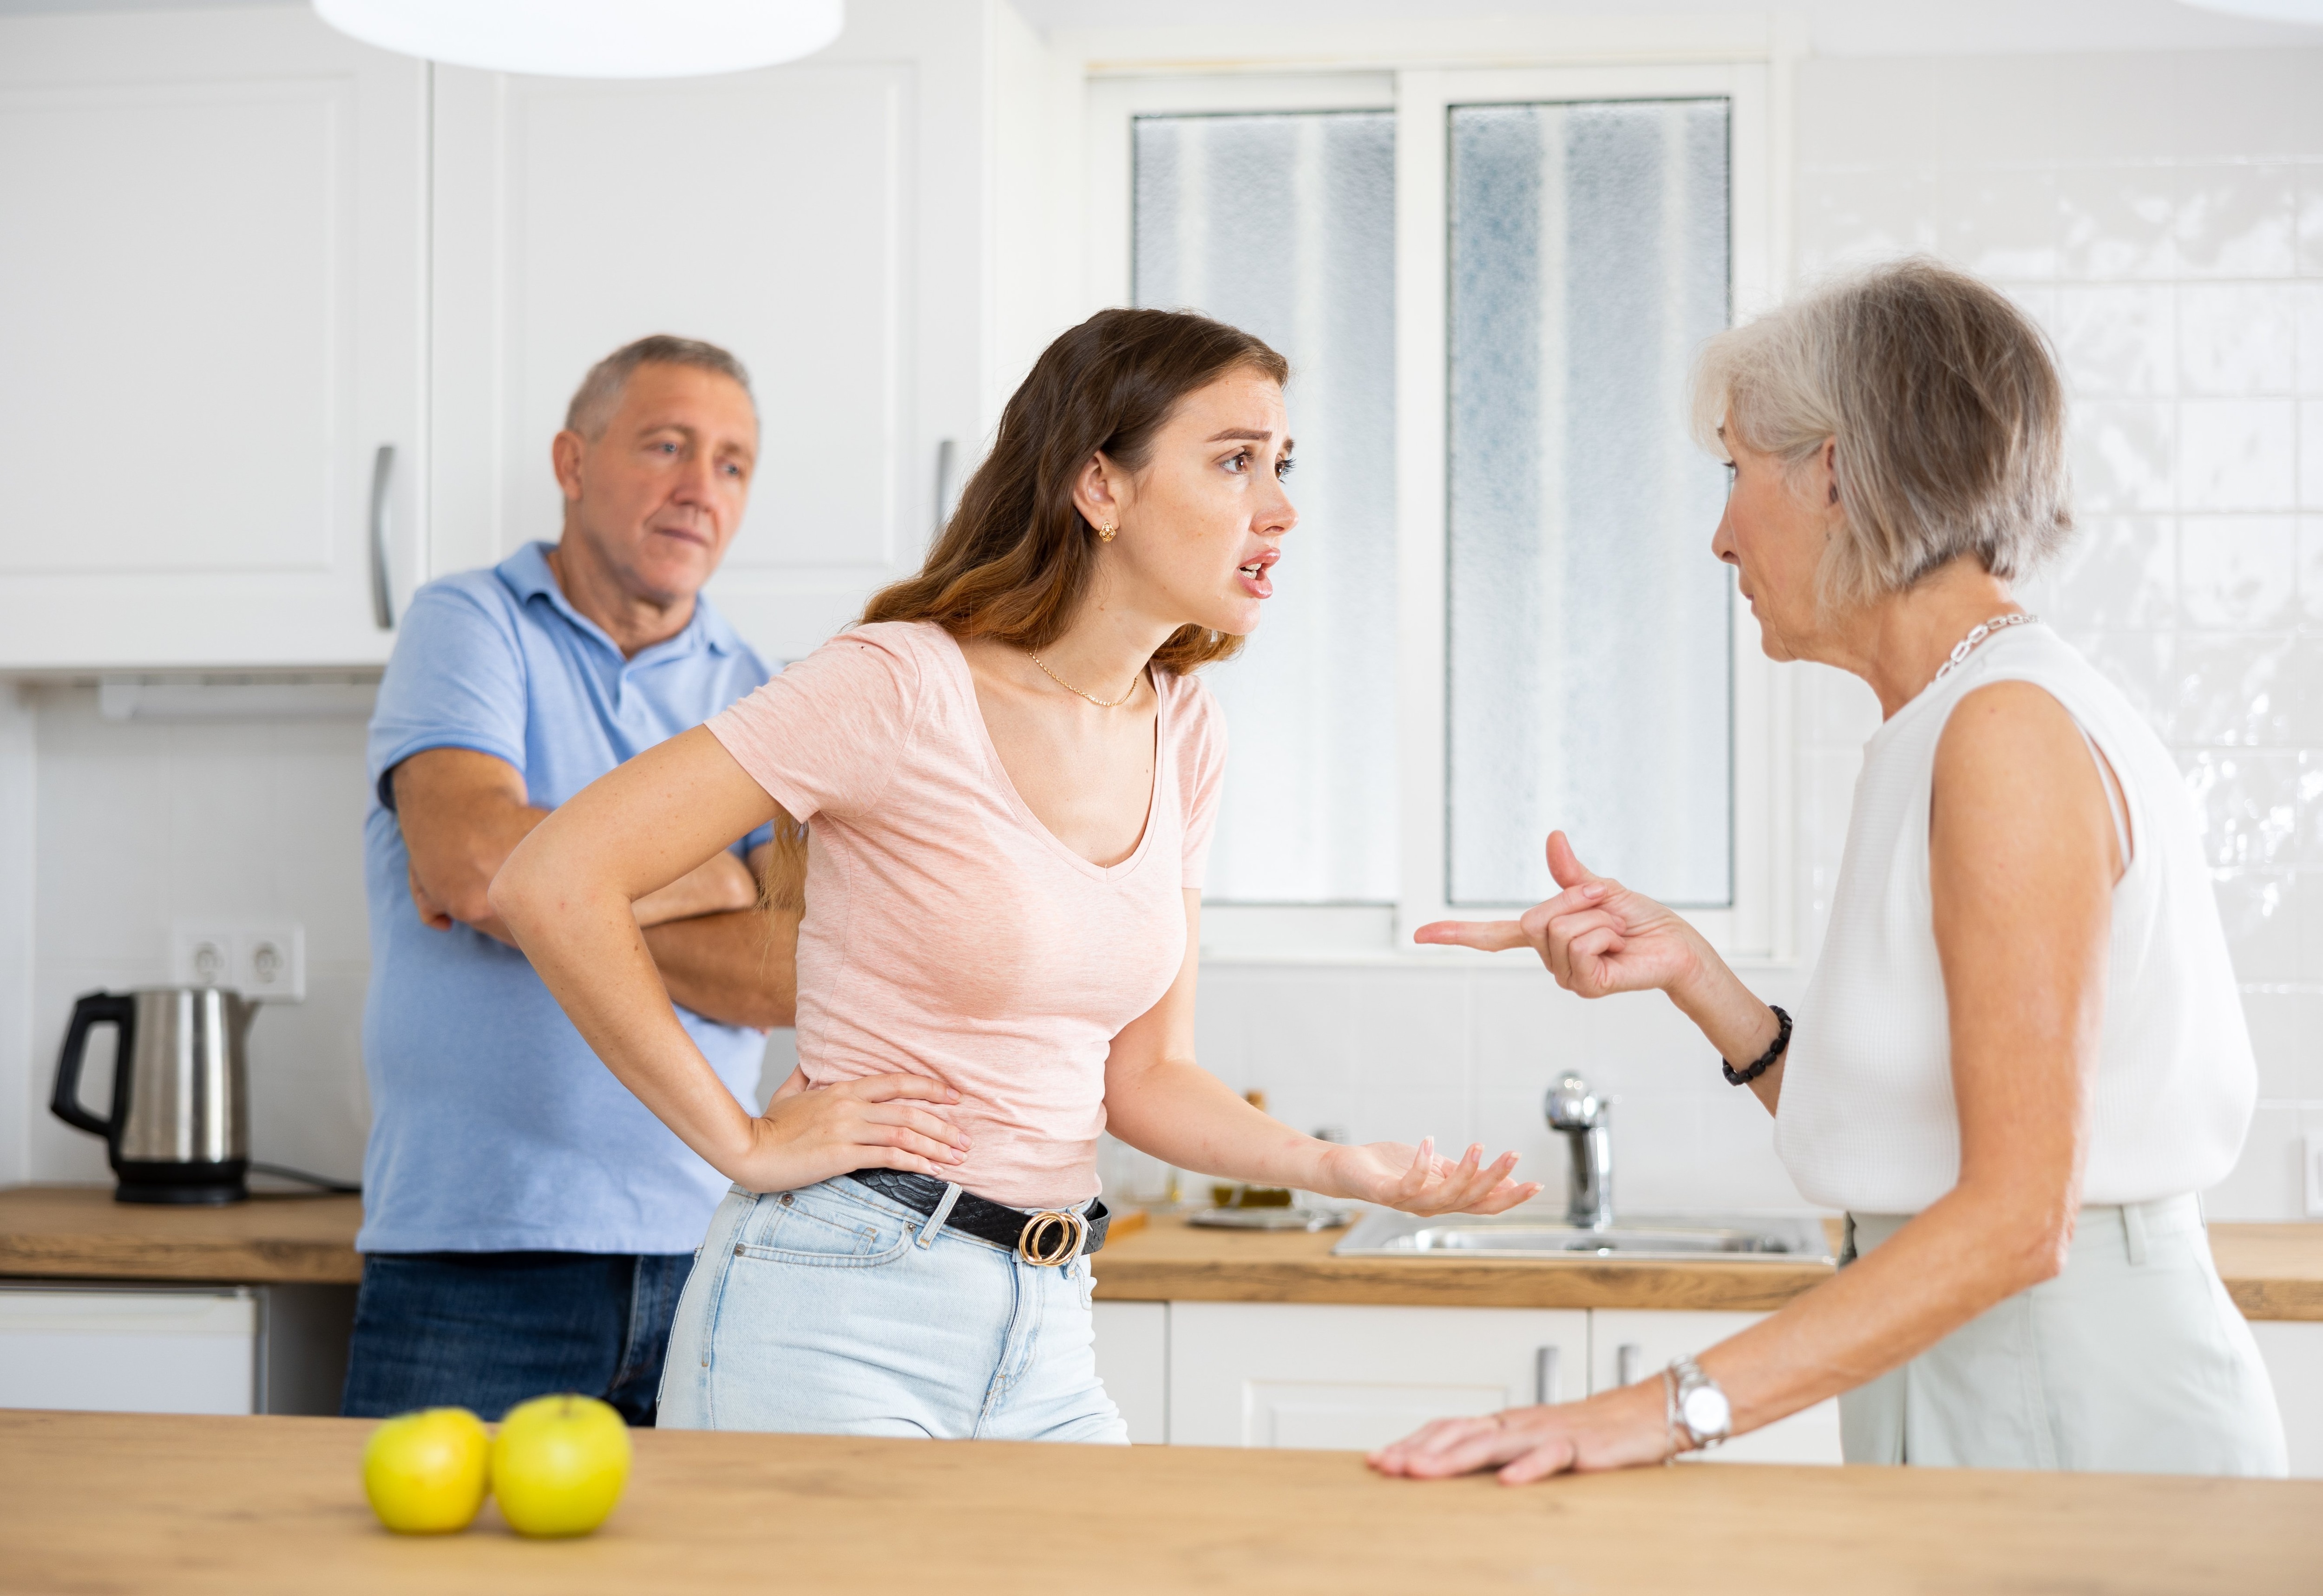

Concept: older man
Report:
left=344, top=335, right=798, bottom=1425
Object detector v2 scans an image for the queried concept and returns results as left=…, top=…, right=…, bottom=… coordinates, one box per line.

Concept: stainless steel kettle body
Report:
left=52, top=987, right=255, bottom=1204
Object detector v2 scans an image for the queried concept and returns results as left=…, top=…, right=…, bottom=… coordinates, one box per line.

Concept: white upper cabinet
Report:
left=0, top=8, right=426, bottom=669
left=0, top=0, right=992, bottom=671
left=429, top=0, right=991, bottom=663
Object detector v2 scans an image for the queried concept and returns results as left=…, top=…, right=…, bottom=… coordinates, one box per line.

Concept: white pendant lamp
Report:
left=314, top=0, right=845, bottom=79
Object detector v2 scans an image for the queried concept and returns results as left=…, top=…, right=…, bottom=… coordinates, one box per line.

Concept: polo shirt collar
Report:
left=497, top=541, right=741, bottom=662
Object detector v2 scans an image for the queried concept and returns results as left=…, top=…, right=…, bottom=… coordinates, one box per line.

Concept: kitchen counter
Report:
left=4, top=1409, right=2317, bottom=1595
left=4, top=1187, right=2317, bottom=1320
left=1092, top=1211, right=2323, bottom=1320
left=0, top=1184, right=362, bottom=1285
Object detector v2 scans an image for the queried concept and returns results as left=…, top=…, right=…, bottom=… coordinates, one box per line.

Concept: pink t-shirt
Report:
left=706, top=620, right=1225, bottom=1209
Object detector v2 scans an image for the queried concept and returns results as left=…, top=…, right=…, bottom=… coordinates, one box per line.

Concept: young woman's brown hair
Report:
left=863, top=307, right=1290, bottom=674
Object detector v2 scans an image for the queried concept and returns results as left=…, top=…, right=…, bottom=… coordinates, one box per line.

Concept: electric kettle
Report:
left=51, top=987, right=255, bottom=1204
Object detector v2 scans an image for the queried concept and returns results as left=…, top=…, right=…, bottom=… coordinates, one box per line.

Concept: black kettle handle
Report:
left=52, top=992, right=135, bottom=1139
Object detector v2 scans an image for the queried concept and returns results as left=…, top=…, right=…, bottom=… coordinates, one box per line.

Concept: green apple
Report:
left=361, top=1407, right=490, bottom=1534
left=490, top=1393, right=632, bottom=1538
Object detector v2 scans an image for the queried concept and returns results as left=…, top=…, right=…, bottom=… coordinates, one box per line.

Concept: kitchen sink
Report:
left=1332, top=1210, right=1833, bottom=1262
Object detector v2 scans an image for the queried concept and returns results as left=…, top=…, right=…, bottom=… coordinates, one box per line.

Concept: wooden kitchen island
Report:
left=3, top=1408, right=2318, bottom=1595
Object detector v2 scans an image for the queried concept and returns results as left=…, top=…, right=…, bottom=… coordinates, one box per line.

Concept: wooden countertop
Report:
left=1092, top=1211, right=1837, bottom=1312
left=3, top=1186, right=2316, bottom=1321
left=1093, top=1212, right=2323, bottom=1321
left=4, top=1410, right=2316, bottom=1595
left=0, top=1185, right=362, bottom=1285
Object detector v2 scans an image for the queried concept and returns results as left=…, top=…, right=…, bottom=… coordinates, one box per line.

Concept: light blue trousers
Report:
left=1840, top=1196, right=2286, bottom=1475
left=657, top=1174, right=1128, bottom=1443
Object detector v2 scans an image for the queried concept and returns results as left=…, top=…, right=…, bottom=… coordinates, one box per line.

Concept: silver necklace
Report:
left=1931, top=611, right=2037, bottom=686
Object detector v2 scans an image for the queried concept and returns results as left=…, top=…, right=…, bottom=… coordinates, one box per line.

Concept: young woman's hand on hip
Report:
left=733, top=1071, right=972, bottom=1194
left=1414, top=831, right=1709, bottom=1002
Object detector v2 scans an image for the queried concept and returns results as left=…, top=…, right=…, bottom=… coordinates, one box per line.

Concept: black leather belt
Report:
left=846, top=1168, right=1109, bottom=1263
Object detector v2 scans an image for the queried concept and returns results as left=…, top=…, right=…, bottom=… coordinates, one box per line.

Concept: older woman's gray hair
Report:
left=1691, top=257, right=2073, bottom=608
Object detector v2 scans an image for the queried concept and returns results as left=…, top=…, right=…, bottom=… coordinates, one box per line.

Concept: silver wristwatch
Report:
left=1667, top=1354, right=1732, bottom=1452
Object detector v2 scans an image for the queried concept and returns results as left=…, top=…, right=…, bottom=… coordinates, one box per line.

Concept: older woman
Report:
left=1372, top=258, right=2286, bottom=1480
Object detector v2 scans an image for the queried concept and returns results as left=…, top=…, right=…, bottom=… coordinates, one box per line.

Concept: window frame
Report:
left=1083, top=59, right=1792, bottom=965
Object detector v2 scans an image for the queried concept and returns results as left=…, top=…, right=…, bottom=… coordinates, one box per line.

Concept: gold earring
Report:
left=1098, top=521, right=1116, bottom=543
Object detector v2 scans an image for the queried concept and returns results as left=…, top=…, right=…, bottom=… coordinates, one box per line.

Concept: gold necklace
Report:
left=1026, top=649, right=1139, bottom=708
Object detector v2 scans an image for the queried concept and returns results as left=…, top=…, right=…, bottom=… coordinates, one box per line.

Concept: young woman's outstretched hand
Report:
left=1322, top=1138, right=1541, bottom=1216
left=1414, top=831, right=1707, bottom=1001
left=731, top=1071, right=972, bottom=1194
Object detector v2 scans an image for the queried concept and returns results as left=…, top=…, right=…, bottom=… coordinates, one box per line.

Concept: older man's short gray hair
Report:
left=1690, top=257, right=2071, bottom=608
left=564, top=334, right=755, bottom=440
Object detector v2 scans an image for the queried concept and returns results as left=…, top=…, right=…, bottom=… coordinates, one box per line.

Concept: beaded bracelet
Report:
left=1720, top=1004, right=1791, bottom=1086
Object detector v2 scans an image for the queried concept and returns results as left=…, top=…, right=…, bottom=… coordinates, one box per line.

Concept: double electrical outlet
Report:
left=170, top=922, right=306, bottom=1003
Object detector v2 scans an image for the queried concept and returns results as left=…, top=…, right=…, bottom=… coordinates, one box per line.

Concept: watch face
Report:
left=1681, top=1384, right=1732, bottom=1439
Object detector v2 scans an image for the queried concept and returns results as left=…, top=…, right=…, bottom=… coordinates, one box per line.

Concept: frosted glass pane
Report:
left=1135, top=111, right=1397, bottom=904
left=1447, top=100, right=1733, bottom=907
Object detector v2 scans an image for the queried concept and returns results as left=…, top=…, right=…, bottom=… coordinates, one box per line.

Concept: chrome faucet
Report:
left=1544, top=1073, right=1612, bottom=1230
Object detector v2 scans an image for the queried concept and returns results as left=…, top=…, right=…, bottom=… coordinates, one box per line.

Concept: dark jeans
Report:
left=341, top=1250, right=692, bottom=1425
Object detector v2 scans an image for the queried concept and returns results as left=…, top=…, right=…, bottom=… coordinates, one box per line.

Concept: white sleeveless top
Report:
left=1774, top=624, right=2256, bottom=1214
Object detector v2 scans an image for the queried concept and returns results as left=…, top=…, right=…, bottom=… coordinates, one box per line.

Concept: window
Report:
left=1088, top=64, right=1779, bottom=956
left=1445, top=99, right=1733, bottom=908
left=1134, top=107, right=1398, bottom=905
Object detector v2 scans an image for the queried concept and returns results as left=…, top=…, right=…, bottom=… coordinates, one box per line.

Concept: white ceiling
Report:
left=2, top=0, right=2317, bottom=54
left=1012, top=0, right=2320, bottom=55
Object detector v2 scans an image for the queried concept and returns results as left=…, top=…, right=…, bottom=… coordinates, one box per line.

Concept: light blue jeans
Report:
left=657, top=1174, right=1128, bottom=1443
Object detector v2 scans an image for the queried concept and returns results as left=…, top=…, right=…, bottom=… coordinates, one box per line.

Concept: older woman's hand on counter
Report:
left=1368, top=1380, right=1673, bottom=1484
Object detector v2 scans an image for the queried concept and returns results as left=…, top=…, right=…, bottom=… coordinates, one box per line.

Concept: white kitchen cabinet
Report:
left=1167, top=1302, right=1590, bottom=1452
left=1588, top=1309, right=1843, bottom=1465
left=0, top=1282, right=356, bottom=1416
left=2250, top=1321, right=2323, bottom=1479
left=427, top=0, right=992, bottom=663
left=0, top=8, right=427, bottom=669
left=1092, top=1300, right=1169, bottom=1444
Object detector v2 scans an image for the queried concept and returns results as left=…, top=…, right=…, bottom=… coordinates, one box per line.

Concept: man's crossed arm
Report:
left=393, top=747, right=801, bottom=1030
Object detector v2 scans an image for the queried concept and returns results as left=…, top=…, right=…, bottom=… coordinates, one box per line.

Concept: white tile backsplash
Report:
left=13, top=687, right=378, bottom=1186
left=2069, top=399, right=2177, bottom=512
left=2174, top=163, right=2300, bottom=281
left=2179, top=399, right=2298, bottom=511
left=2178, top=284, right=2297, bottom=398
left=2055, top=284, right=2177, bottom=399
left=2181, top=516, right=2298, bottom=630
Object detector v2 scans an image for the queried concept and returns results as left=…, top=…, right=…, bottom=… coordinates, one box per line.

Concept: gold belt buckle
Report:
left=1017, top=1209, right=1087, bottom=1267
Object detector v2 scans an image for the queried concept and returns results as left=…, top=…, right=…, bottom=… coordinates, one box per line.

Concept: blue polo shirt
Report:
left=357, top=542, right=776, bottom=1255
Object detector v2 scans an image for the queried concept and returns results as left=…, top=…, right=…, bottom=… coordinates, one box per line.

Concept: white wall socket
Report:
left=170, top=922, right=306, bottom=1003
left=2306, top=1131, right=2323, bottom=1220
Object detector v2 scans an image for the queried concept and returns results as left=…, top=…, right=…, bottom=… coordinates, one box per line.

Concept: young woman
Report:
left=492, top=309, right=1539, bottom=1442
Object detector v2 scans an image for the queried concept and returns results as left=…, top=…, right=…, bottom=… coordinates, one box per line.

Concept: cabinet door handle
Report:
left=1533, top=1345, right=1561, bottom=1406
left=932, top=438, right=959, bottom=537
left=368, top=443, right=396, bottom=630
left=1616, top=1342, right=1644, bottom=1388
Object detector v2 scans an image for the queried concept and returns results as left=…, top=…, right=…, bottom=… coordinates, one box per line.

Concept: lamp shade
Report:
left=313, top=0, right=845, bottom=78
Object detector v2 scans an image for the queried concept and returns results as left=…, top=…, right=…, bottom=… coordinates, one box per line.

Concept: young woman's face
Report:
left=1711, top=429, right=1836, bottom=664
left=1093, top=367, right=1298, bottom=638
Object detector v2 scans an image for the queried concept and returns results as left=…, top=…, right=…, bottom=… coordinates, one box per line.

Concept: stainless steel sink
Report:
left=1332, top=1209, right=1832, bottom=1262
